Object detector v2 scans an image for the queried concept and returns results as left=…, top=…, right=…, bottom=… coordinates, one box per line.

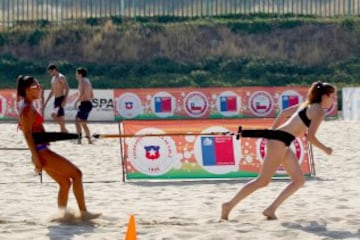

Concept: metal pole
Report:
left=99, top=0, right=101, bottom=18
left=12, top=0, right=15, bottom=24
left=90, top=0, right=93, bottom=18
left=61, top=0, right=63, bottom=24
left=1, top=0, right=4, bottom=26
left=190, top=0, right=193, bottom=17
left=46, top=0, right=48, bottom=21
left=41, top=0, right=43, bottom=20
left=348, top=0, right=352, bottom=16
left=80, top=0, right=84, bottom=19
left=206, top=0, right=210, bottom=17
left=7, top=0, right=10, bottom=27
left=27, top=0, right=29, bottom=21
left=152, top=0, right=155, bottom=16
left=121, top=0, right=124, bottom=17
left=13, top=1, right=19, bottom=22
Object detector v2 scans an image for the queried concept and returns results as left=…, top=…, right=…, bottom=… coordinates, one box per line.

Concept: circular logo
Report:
left=216, top=91, right=241, bottom=117
left=184, top=91, right=209, bottom=118
left=0, top=95, right=6, bottom=117
left=117, top=93, right=143, bottom=119
left=248, top=91, right=273, bottom=117
left=126, top=128, right=177, bottom=176
left=150, top=91, right=175, bottom=118
left=256, top=138, right=304, bottom=174
left=193, top=126, right=241, bottom=174
left=278, top=90, right=303, bottom=111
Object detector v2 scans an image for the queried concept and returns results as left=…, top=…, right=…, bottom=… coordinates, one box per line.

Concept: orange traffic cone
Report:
left=125, top=214, right=137, bottom=240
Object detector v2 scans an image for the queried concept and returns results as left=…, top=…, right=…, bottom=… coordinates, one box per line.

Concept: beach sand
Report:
left=0, top=120, right=359, bottom=240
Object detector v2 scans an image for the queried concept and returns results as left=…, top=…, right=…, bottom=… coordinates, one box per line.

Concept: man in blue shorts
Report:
left=74, top=67, right=94, bottom=144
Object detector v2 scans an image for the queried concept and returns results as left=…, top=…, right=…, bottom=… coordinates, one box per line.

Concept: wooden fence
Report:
left=0, top=0, right=359, bottom=27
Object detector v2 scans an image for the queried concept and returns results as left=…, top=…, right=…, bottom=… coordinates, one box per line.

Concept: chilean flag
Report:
left=201, top=136, right=235, bottom=166
left=144, top=145, right=160, bottom=161
left=155, top=97, right=172, bottom=113
left=282, top=95, right=299, bottom=109
left=220, top=96, right=237, bottom=112
left=125, top=101, right=133, bottom=110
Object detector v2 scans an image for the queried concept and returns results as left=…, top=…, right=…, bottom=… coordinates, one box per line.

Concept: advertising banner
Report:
left=121, top=119, right=313, bottom=181
left=43, top=89, right=114, bottom=121
left=1, top=86, right=338, bottom=121
left=342, top=87, right=360, bottom=121
left=114, top=87, right=337, bottom=120
left=0, top=89, right=18, bottom=120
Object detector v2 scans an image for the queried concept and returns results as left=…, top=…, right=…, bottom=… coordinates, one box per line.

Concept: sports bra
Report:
left=298, top=107, right=311, bottom=127
left=18, top=104, right=44, bottom=130
left=33, top=110, right=44, bottom=128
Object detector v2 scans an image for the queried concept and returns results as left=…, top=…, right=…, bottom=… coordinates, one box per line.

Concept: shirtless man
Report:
left=43, top=64, right=69, bottom=132
left=74, top=67, right=94, bottom=144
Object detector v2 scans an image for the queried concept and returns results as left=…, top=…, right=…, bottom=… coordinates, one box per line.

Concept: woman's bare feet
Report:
left=221, top=203, right=231, bottom=220
left=80, top=211, right=102, bottom=220
left=262, top=208, right=277, bottom=220
left=85, top=136, right=93, bottom=144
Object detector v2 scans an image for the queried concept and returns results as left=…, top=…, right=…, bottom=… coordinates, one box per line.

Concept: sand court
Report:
left=0, top=120, right=360, bottom=240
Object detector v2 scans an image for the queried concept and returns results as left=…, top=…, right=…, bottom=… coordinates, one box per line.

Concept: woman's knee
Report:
left=254, top=177, right=271, bottom=188
left=71, top=168, right=83, bottom=180
left=293, top=175, right=306, bottom=188
left=59, top=179, right=71, bottom=190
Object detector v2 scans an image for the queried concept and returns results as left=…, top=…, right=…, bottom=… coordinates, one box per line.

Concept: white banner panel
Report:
left=43, top=89, right=114, bottom=122
left=342, top=87, right=360, bottom=121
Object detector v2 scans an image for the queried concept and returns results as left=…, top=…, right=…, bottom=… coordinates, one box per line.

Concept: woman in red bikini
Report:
left=17, top=75, right=101, bottom=220
left=221, top=81, right=336, bottom=220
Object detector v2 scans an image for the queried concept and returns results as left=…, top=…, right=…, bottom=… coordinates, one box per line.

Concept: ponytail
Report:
left=16, top=75, right=35, bottom=98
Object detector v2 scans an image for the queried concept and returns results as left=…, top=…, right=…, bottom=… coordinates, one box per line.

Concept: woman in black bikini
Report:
left=221, top=81, right=336, bottom=220
left=17, top=75, right=101, bottom=220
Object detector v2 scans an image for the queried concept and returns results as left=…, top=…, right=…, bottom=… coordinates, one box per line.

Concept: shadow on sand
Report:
left=47, top=218, right=96, bottom=240
left=124, top=175, right=335, bottom=187
left=282, top=220, right=360, bottom=239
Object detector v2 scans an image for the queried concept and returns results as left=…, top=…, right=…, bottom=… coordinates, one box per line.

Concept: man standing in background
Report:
left=43, top=64, right=69, bottom=133
left=74, top=67, right=94, bottom=144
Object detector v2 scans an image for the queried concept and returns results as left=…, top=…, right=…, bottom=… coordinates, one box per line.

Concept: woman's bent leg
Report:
left=39, top=150, right=87, bottom=211
left=263, top=149, right=305, bottom=219
left=221, top=140, right=287, bottom=220
left=71, top=168, right=87, bottom=211
left=45, top=169, right=71, bottom=208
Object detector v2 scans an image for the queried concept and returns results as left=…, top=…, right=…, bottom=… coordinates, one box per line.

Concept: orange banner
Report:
left=0, top=89, right=19, bottom=120
left=114, top=86, right=337, bottom=120
left=121, top=119, right=312, bottom=180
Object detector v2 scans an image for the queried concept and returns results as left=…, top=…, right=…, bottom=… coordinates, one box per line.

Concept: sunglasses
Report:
left=29, top=84, right=41, bottom=90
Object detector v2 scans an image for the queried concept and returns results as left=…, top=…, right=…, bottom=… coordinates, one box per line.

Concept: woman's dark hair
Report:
left=76, top=67, right=87, bottom=77
left=306, top=81, right=336, bottom=105
left=47, top=64, right=57, bottom=71
left=16, top=75, right=35, bottom=98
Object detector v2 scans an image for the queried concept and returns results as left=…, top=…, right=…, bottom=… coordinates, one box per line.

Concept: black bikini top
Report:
left=298, top=107, right=311, bottom=127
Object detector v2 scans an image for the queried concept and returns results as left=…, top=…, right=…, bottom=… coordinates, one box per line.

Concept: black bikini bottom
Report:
left=241, top=129, right=295, bottom=146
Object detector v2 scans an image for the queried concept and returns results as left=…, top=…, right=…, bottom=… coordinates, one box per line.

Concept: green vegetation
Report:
left=2, top=55, right=357, bottom=90
left=0, top=14, right=360, bottom=110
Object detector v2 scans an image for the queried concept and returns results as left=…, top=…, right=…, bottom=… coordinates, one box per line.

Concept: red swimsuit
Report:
left=32, top=110, right=44, bottom=129
left=18, top=104, right=48, bottom=151
left=18, top=106, right=43, bottom=130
